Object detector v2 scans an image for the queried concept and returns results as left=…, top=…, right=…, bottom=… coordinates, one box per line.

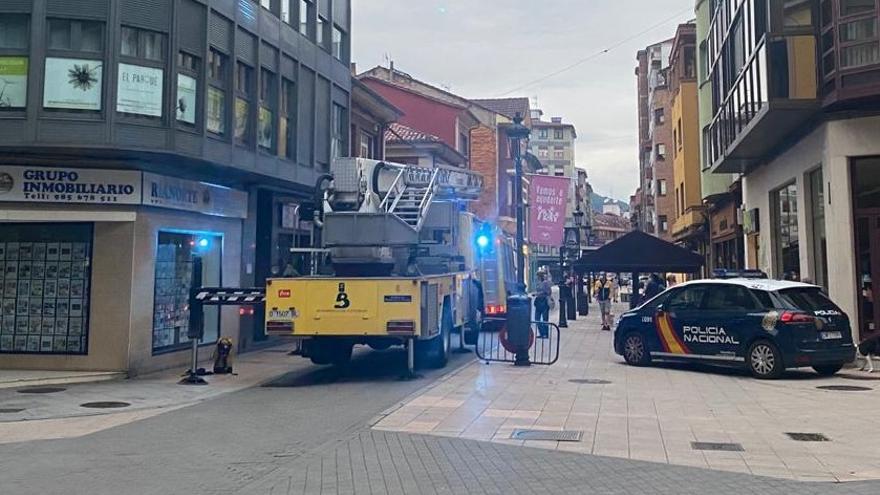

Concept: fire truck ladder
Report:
left=378, top=165, right=438, bottom=231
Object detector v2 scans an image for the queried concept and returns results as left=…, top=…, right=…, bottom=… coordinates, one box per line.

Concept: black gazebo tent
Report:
left=574, top=231, right=704, bottom=308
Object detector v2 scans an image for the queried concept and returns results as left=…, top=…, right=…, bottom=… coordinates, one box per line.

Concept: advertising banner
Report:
left=43, top=58, right=103, bottom=111
left=528, top=174, right=570, bottom=246
left=0, top=57, right=28, bottom=108
left=0, top=165, right=142, bottom=204
left=176, top=73, right=196, bottom=124
left=143, top=172, right=248, bottom=218
left=117, top=63, right=164, bottom=117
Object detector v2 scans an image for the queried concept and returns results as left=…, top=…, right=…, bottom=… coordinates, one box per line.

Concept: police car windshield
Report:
left=777, top=287, right=840, bottom=312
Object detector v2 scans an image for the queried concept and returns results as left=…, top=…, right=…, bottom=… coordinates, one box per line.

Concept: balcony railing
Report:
left=707, top=34, right=819, bottom=173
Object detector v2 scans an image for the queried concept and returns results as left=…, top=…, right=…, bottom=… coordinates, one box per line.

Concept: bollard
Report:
left=506, top=294, right=532, bottom=367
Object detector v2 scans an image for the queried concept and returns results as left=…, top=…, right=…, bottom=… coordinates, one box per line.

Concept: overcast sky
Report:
left=352, top=0, right=694, bottom=202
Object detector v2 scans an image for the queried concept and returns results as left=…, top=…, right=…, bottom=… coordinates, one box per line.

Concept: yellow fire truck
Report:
left=265, top=158, right=485, bottom=371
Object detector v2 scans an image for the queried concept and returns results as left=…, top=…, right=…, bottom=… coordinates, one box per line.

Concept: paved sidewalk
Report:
left=0, top=343, right=303, bottom=443
left=0, top=369, right=125, bottom=390
left=373, top=304, right=880, bottom=482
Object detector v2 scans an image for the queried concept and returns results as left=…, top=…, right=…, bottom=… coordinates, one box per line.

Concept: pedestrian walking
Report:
left=594, top=273, right=614, bottom=331
left=643, top=273, right=665, bottom=301
left=665, top=274, right=677, bottom=288
left=534, top=271, right=552, bottom=338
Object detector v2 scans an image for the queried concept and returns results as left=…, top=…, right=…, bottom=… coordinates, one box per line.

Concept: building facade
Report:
left=0, top=0, right=351, bottom=373
left=703, top=0, right=880, bottom=343
left=636, top=40, right=675, bottom=242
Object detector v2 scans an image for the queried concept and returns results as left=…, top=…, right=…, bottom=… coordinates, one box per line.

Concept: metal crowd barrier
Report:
left=475, top=318, right=561, bottom=365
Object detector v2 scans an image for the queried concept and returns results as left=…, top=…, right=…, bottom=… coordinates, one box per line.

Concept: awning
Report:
left=574, top=230, right=704, bottom=274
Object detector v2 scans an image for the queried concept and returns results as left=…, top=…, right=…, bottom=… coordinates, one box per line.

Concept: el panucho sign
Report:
left=528, top=174, right=569, bottom=246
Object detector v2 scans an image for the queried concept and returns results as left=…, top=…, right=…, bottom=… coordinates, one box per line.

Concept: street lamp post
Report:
left=573, top=209, right=589, bottom=316
left=508, top=113, right=530, bottom=292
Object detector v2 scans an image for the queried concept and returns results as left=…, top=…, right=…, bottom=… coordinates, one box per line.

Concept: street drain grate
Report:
left=0, top=408, right=25, bottom=413
left=17, top=387, right=66, bottom=394
left=816, top=385, right=872, bottom=391
left=691, top=442, right=744, bottom=452
left=511, top=429, right=583, bottom=442
left=80, top=401, right=131, bottom=409
left=786, top=432, right=830, bottom=442
left=569, top=379, right=612, bottom=385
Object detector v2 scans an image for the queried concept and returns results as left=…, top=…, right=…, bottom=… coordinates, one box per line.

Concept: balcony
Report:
left=672, top=208, right=706, bottom=241
left=708, top=35, right=820, bottom=174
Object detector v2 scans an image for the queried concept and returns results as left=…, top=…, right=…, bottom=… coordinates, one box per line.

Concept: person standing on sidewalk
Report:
left=534, top=271, right=552, bottom=338
left=594, top=273, right=614, bottom=331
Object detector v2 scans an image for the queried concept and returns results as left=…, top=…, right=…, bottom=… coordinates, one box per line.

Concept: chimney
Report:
left=551, top=117, right=562, bottom=124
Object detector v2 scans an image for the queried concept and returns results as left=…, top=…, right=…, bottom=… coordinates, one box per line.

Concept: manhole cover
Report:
left=80, top=401, right=131, bottom=409
left=569, top=379, right=612, bottom=385
left=511, top=429, right=583, bottom=442
left=17, top=387, right=66, bottom=394
left=0, top=408, right=25, bottom=413
left=817, top=385, right=872, bottom=391
left=691, top=442, right=744, bottom=452
left=786, top=432, right=830, bottom=442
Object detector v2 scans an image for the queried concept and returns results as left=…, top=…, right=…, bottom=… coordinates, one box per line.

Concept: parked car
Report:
left=613, top=278, right=856, bottom=379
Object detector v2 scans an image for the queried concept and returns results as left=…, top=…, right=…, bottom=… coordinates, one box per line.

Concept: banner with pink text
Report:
left=528, top=174, right=569, bottom=246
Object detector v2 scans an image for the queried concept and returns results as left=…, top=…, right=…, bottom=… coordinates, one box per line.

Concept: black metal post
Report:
left=180, top=257, right=207, bottom=385
left=509, top=114, right=530, bottom=293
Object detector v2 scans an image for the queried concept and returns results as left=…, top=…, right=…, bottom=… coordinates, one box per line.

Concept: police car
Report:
left=613, top=277, right=856, bottom=379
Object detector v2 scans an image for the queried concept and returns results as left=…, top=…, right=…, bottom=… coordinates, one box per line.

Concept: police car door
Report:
left=656, top=284, right=709, bottom=359
left=698, top=284, right=758, bottom=360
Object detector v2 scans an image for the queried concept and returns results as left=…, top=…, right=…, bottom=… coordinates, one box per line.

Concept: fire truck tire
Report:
left=416, top=303, right=452, bottom=369
left=330, top=343, right=353, bottom=367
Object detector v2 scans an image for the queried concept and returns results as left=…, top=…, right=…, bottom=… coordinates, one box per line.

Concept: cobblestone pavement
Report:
left=374, top=304, right=880, bottom=482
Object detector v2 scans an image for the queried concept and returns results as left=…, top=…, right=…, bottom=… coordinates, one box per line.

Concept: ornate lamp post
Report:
left=506, top=113, right=532, bottom=366
left=573, top=209, right=589, bottom=316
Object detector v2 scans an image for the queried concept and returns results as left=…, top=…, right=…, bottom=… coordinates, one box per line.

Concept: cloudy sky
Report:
left=352, top=0, right=694, bottom=202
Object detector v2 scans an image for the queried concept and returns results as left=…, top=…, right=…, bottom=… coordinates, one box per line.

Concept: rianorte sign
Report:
left=527, top=174, right=570, bottom=246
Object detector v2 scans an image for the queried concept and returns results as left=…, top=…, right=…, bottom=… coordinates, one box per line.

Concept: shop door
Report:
left=855, top=214, right=880, bottom=341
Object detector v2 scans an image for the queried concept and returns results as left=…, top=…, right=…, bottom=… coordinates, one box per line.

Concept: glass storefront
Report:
left=152, top=231, right=222, bottom=353
left=808, top=168, right=828, bottom=289
left=853, top=157, right=880, bottom=340
left=772, top=182, right=801, bottom=280
left=0, top=223, right=92, bottom=354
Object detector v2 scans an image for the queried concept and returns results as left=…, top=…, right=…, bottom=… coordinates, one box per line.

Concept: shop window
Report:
left=0, top=223, right=93, bottom=355
left=279, top=78, right=296, bottom=160
left=808, top=168, right=828, bottom=289
left=259, top=68, right=276, bottom=151
left=176, top=52, right=199, bottom=126
left=0, top=15, right=29, bottom=110
left=152, top=231, right=222, bottom=354
left=207, top=48, right=228, bottom=136
left=235, top=62, right=254, bottom=145
left=44, top=20, right=105, bottom=112
left=772, top=182, right=801, bottom=280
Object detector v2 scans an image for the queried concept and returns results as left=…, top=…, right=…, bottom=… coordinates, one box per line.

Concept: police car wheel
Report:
left=747, top=340, right=783, bottom=379
left=813, top=364, right=844, bottom=377
left=622, top=332, right=650, bottom=366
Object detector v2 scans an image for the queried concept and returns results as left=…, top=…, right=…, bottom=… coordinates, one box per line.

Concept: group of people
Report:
left=531, top=271, right=680, bottom=335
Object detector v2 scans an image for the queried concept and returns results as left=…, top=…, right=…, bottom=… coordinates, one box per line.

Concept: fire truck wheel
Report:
left=330, top=343, right=353, bottom=367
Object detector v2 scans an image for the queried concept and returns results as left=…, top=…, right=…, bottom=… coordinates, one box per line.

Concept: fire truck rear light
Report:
left=387, top=320, right=416, bottom=334
left=486, top=305, right=505, bottom=315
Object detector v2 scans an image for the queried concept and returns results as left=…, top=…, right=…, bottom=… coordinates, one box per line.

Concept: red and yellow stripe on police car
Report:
left=654, top=312, right=690, bottom=355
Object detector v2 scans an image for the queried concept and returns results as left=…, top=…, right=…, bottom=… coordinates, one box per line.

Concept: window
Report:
left=317, top=16, right=328, bottom=49
left=0, top=223, right=93, bottom=355
left=260, top=0, right=271, bottom=10
left=299, top=0, right=312, bottom=38
left=656, top=143, right=666, bottom=160
left=152, top=231, right=222, bottom=354
left=654, top=108, right=665, bottom=124
left=331, top=103, right=346, bottom=159
left=176, top=52, right=199, bottom=125
left=772, top=182, right=801, bottom=280
left=659, top=215, right=669, bottom=233
left=120, top=27, right=164, bottom=62
left=459, top=132, right=469, bottom=157
left=235, top=62, right=254, bottom=145
left=554, top=170, right=565, bottom=177
left=538, top=128, right=548, bottom=139
left=282, top=0, right=292, bottom=23
left=44, top=20, right=104, bottom=112
left=0, top=15, right=28, bottom=49
left=359, top=130, right=375, bottom=159
left=279, top=78, right=296, bottom=159
left=658, top=179, right=667, bottom=196
left=258, top=69, right=276, bottom=151
left=538, top=146, right=548, bottom=158
left=553, top=146, right=564, bottom=159
left=0, top=16, right=29, bottom=110
left=666, top=285, right=709, bottom=311
left=207, top=49, right=228, bottom=135
left=841, top=0, right=874, bottom=17
left=553, top=129, right=564, bottom=139
left=332, top=25, right=345, bottom=60
left=702, top=285, right=760, bottom=311
left=809, top=168, right=828, bottom=289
